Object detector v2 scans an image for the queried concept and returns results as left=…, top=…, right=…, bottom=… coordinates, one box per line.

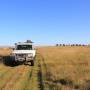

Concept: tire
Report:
left=31, top=60, right=34, bottom=66
left=24, top=61, right=27, bottom=65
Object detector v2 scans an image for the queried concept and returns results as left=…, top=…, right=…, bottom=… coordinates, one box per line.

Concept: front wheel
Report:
left=31, top=60, right=34, bottom=66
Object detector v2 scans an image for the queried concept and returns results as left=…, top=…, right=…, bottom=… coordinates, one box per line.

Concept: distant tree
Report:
left=82, top=44, right=85, bottom=46
left=60, top=44, right=62, bottom=46
left=56, top=44, right=59, bottom=46
left=71, top=44, right=75, bottom=46
left=76, top=44, right=79, bottom=46
left=88, top=44, right=90, bottom=46
left=71, top=44, right=73, bottom=46
left=63, top=44, right=65, bottom=46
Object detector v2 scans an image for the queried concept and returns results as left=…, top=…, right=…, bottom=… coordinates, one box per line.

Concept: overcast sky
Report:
left=0, top=0, right=90, bottom=45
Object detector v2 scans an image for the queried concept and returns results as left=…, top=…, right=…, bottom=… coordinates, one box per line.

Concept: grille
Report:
left=16, top=54, right=26, bottom=58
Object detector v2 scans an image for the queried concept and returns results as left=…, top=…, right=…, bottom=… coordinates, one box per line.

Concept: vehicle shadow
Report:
left=2, top=56, right=19, bottom=67
left=0, top=55, right=34, bottom=67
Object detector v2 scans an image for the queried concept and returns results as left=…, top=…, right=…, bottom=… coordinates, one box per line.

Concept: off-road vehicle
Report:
left=12, top=40, right=36, bottom=66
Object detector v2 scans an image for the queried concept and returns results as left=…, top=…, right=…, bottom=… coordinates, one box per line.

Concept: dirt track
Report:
left=0, top=54, right=45, bottom=90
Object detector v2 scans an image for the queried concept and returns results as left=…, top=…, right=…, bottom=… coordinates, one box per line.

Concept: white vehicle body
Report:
left=12, top=40, right=36, bottom=65
left=13, top=50, right=36, bottom=57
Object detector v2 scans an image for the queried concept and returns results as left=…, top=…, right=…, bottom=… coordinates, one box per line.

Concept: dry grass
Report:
left=0, top=48, right=12, bottom=56
left=0, top=48, right=40, bottom=90
left=0, top=47, right=90, bottom=90
left=38, top=46, right=90, bottom=90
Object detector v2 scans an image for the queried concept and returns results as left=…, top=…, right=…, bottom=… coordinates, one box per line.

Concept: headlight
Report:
left=28, top=53, right=33, bottom=57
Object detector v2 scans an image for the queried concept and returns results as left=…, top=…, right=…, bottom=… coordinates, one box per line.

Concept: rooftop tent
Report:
left=15, top=40, right=34, bottom=46
left=26, top=40, right=33, bottom=43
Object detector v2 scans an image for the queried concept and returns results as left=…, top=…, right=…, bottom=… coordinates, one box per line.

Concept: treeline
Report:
left=56, top=44, right=90, bottom=46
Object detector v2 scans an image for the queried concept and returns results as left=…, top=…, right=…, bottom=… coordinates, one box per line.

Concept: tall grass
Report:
left=0, top=47, right=90, bottom=90
left=38, top=46, right=90, bottom=90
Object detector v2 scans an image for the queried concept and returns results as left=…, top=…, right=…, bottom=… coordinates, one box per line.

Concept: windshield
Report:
left=16, top=45, right=32, bottom=50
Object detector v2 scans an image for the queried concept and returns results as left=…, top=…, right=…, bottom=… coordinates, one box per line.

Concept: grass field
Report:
left=0, top=46, right=90, bottom=90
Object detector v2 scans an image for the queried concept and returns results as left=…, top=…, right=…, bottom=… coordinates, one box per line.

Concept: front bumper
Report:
left=15, top=57, right=34, bottom=62
left=15, top=57, right=25, bottom=62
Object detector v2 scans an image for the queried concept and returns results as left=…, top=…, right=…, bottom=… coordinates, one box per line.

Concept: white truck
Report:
left=12, top=40, right=36, bottom=66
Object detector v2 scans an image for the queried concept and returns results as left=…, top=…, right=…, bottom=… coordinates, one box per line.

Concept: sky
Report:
left=0, top=0, right=90, bottom=46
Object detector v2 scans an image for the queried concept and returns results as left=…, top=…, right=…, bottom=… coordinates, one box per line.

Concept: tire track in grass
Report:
left=0, top=65, right=14, bottom=84
left=39, top=54, right=74, bottom=90
left=1, top=65, right=26, bottom=90
left=37, top=53, right=51, bottom=90
left=26, top=53, right=45, bottom=90
left=37, top=58, right=44, bottom=90
left=23, top=66, right=34, bottom=90
left=0, top=65, right=15, bottom=81
left=36, top=53, right=46, bottom=90
left=23, top=55, right=43, bottom=90
left=13, top=66, right=34, bottom=90
left=37, top=53, right=61, bottom=90
left=0, top=66, right=20, bottom=89
left=0, top=66, right=21, bottom=89
left=0, top=66, right=13, bottom=78
left=23, top=61, right=40, bottom=90
left=2, top=66, right=26, bottom=90
left=1, top=58, right=43, bottom=90
left=0, top=68, right=13, bottom=80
